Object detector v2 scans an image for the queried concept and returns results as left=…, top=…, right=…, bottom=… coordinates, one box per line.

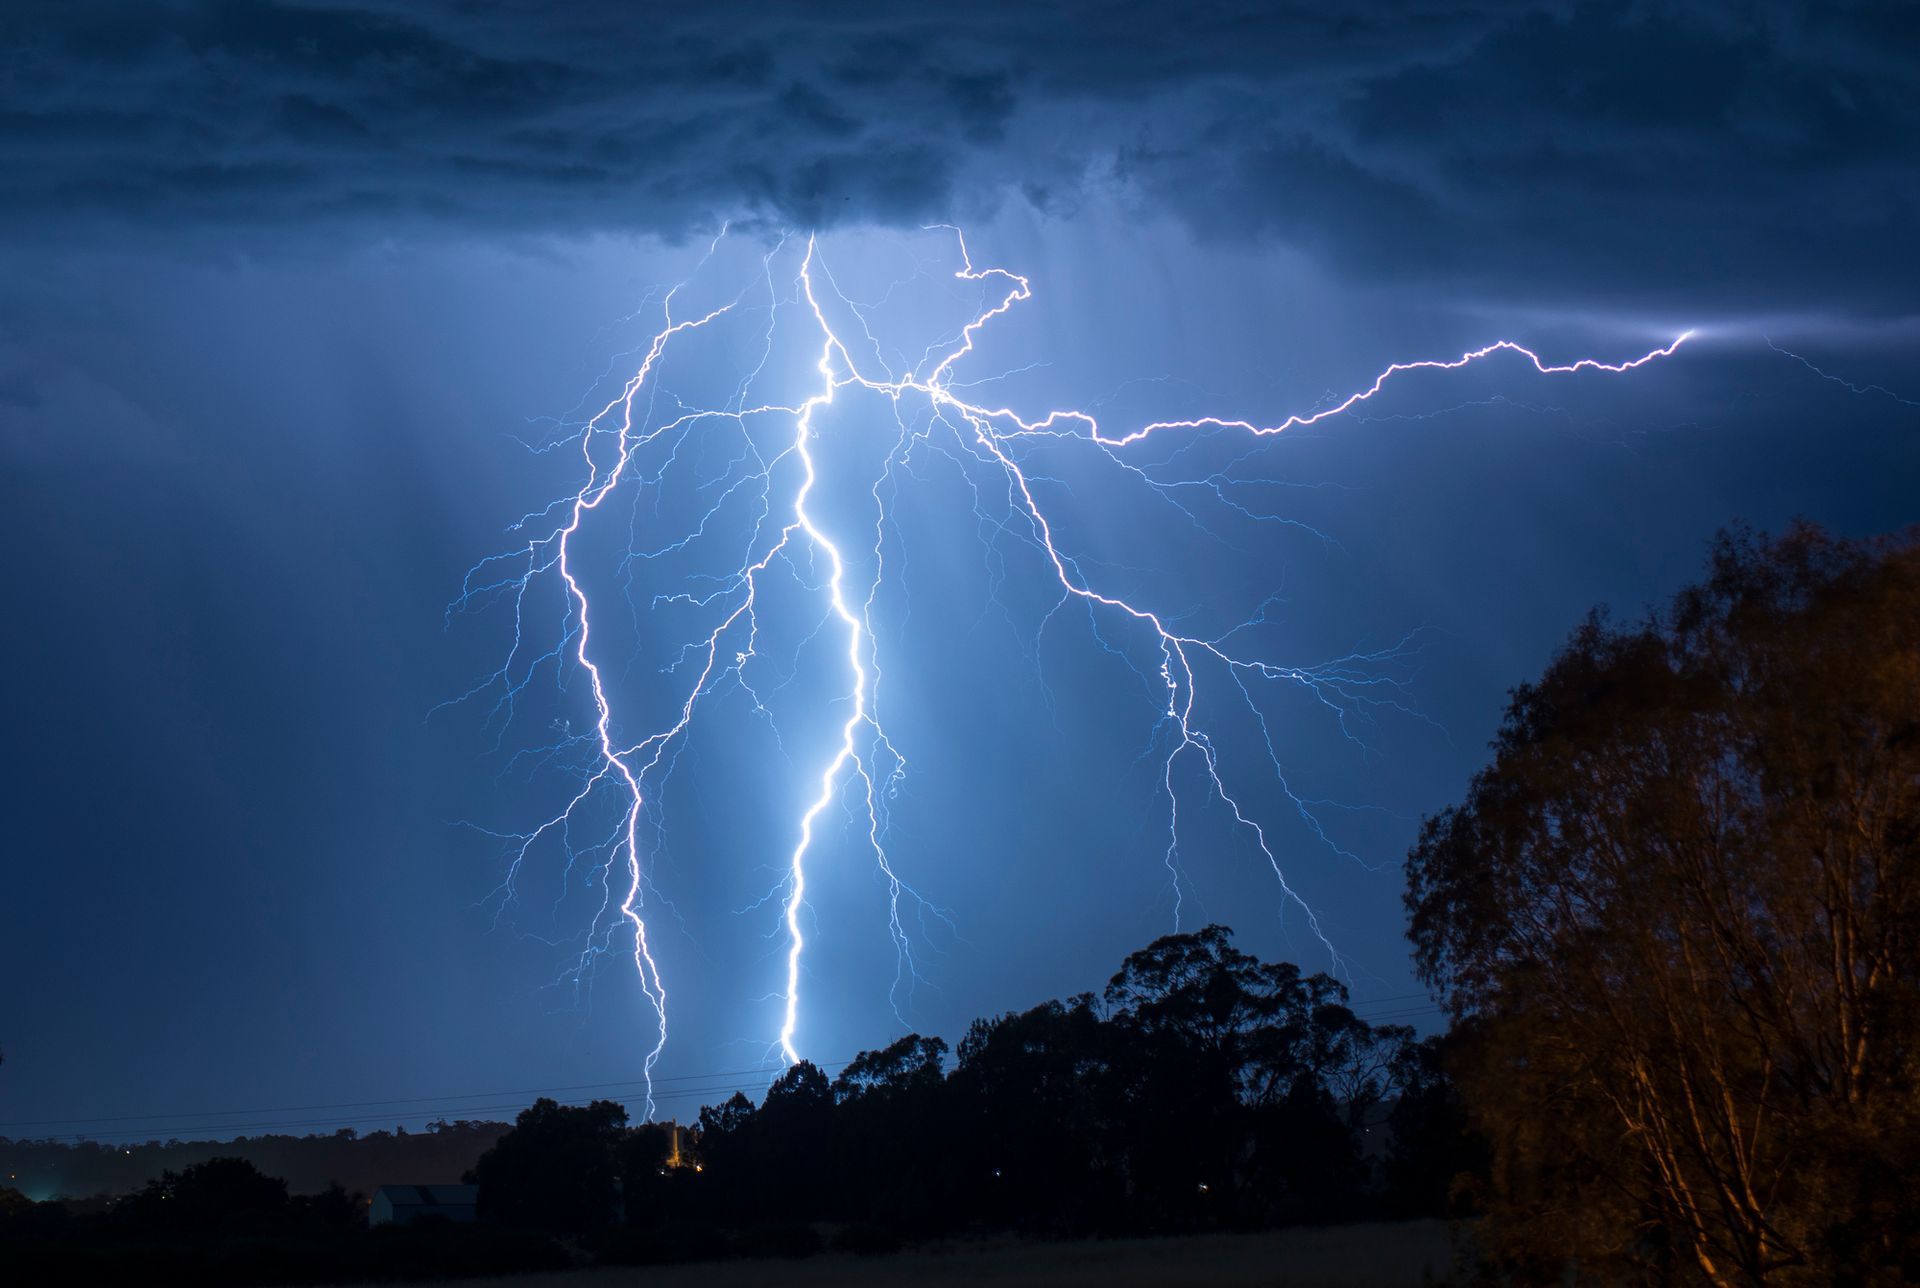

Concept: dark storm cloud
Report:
left=4, top=1, right=1915, bottom=309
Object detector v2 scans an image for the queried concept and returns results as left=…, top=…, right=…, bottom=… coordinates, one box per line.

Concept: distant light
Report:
left=1197, top=1183, right=1210, bottom=1194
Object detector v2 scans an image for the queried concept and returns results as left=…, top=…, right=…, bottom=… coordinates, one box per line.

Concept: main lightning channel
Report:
left=459, top=228, right=1691, bottom=1104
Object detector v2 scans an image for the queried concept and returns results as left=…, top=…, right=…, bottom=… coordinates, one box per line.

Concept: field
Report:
left=412, top=1220, right=1457, bottom=1288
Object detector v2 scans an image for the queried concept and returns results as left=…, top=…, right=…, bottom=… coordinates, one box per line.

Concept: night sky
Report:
left=2, top=2, right=1916, bottom=1143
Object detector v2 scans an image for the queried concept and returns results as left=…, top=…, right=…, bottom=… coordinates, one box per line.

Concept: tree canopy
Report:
left=463, top=924, right=1455, bottom=1243
left=1406, top=524, right=1920, bottom=1285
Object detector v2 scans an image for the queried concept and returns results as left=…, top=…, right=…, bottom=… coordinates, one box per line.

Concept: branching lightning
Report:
left=450, top=227, right=1690, bottom=1108
left=1767, top=337, right=1920, bottom=407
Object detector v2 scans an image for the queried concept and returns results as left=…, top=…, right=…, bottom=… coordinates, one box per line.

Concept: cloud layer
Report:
left=5, top=1, right=1916, bottom=309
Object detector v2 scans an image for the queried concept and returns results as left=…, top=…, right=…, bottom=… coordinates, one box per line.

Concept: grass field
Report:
left=412, top=1220, right=1458, bottom=1287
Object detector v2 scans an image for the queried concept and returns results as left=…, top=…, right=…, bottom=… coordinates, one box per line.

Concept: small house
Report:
left=369, top=1183, right=479, bottom=1226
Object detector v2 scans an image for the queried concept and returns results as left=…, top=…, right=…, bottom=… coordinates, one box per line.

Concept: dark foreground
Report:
left=324, top=1221, right=1456, bottom=1288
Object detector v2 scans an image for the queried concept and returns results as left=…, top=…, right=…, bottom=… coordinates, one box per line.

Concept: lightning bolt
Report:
left=451, top=226, right=1690, bottom=1106
left=1767, top=337, right=1920, bottom=407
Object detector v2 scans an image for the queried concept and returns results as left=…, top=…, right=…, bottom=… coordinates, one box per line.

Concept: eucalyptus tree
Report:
left=1407, top=525, right=1920, bottom=1285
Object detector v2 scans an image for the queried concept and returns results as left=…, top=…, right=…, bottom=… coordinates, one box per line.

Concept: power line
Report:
left=1352, top=1000, right=1445, bottom=1015
left=1351, top=1005, right=1446, bottom=1023
left=1346, top=990, right=1434, bottom=1007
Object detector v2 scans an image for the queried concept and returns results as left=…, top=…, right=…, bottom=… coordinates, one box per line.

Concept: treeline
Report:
left=0, top=1120, right=506, bottom=1206
left=0, top=925, right=1475, bottom=1283
left=480, top=924, right=1475, bottom=1253
left=0, top=1158, right=565, bottom=1286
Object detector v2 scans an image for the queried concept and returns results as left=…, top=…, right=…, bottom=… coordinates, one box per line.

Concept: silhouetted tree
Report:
left=121, top=1156, right=289, bottom=1234
left=1406, top=524, right=1920, bottom=1285
left=829, top=1035, right=949, bottom=1227
left=949, top=994, right=1120, bottom=1232
left=687, top=1062, right=836, bottom=1220
left=614, top=1121, right=693, bottom=1232
left=832, top=1034, right=947, bottom=1103
left=470, top=1097, right=627, bottom=1237
left=289, top=1180, right=363, bottom=1232
left=762, top=1059, right=832, bottom=1118
left=1379, top=1033, right=1484, bottom=1219
left=1096, top=924, right=1408, bottom=1226
left=695, top=1091, right=755, bottom=1142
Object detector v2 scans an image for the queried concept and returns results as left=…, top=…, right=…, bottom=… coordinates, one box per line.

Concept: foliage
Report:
left=448, top=928, right=1451, bottom=1243
left=120, top=1156, right=289, bottom=1234
left=468, top=1097, right=628, bottom=1237
left=628, top=925, right=1446, bottom=1238
left=1406, top=524, right=1920, bottom=1285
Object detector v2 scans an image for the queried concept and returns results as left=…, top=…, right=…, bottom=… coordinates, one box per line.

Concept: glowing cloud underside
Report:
left=453, top=228, right=1690, bottom=1111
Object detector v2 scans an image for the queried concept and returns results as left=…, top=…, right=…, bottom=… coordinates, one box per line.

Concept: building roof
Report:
left=373, top=1184, right=478, bottom=1206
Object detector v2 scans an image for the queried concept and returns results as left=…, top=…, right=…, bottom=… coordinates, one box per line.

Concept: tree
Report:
left=1379, top=1033, right=1485, bottom=1219
left=1406, top=525, right=1920, bottom=1285
left=821, top=1037, right=951, bottom=1229
left=0, top=1186, right=35, bottom=1221
left=1104, top=925, right=1290, bottom=1223
left=470, top=1097, right=628, bottom=1237
left=687, top=1063, right=836, bottom=1221
left=615, top=1121, right=693, bottom=1232
left=761, top=1059, right=831, bottom=1117
left=951, top=995, right=1120, bottom=1232
left=695, top=1090, right=755, bottom=1142
left=1101, top=924, right=1401, bottom=1225
left=122, top=1156, right=289, bottom=1234
left=832, top=1034, right=947, bottom=1104
left=753, top=1059, right=834, bottom=1217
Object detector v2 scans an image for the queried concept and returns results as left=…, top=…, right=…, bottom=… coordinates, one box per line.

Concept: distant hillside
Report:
left=1, top=1120, right=510, bottom=1200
